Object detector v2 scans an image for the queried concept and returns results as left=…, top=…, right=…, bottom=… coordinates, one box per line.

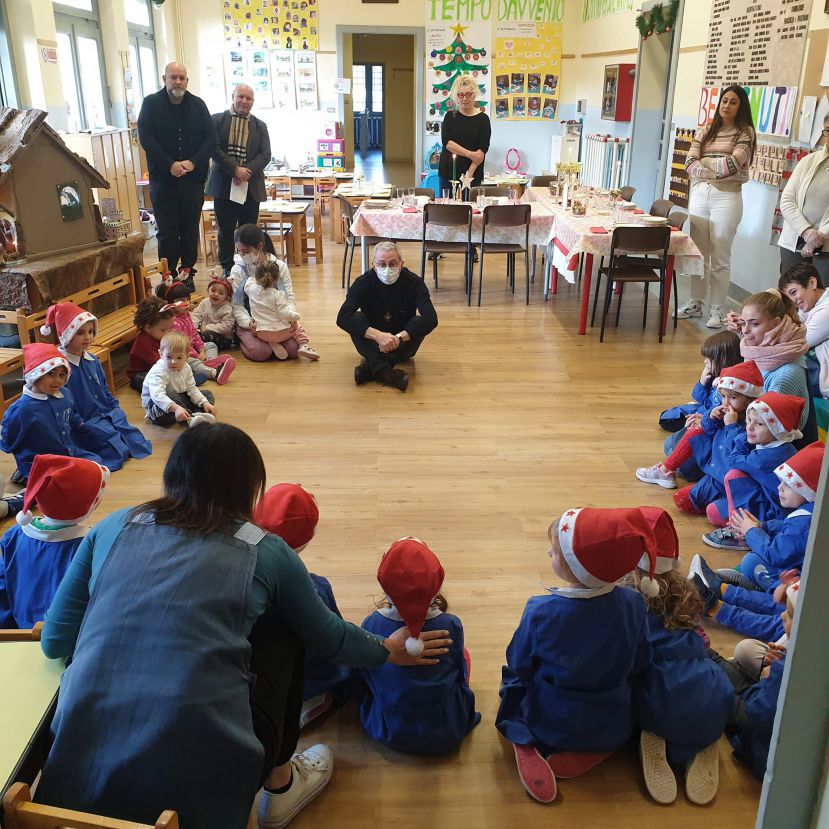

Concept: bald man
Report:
left=137, top=62, right=217, bottom=291
left=206, top=84, right=272, bottom=274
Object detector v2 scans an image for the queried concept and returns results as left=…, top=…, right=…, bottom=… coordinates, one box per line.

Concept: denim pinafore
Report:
left=37, top=514, right=266, bottom=829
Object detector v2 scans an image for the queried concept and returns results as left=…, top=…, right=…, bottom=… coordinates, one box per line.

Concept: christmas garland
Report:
left=635, top=0, right=678, bottom=39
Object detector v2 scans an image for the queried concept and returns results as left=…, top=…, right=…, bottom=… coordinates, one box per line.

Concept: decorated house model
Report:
left=0, top=107, right=109, bottom=263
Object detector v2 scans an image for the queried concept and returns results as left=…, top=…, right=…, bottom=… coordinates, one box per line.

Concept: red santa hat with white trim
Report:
left=17, top=454, right=110, bottom=526
left=557, top=507, right=656, bottom=592
left=774, top=441, right=825, bottom=503
left=377, top=536, right=445, bottom=656
left=715, top=359, right=764, bottom=398
left=22, top=343, right=70, bottom=389
left=786, top=580, right=801, bottom=608
left=637, top=506, right=678, bottom=596
left=747, top=392, right=804, bottom=442
left=39, top=302, right=97, bottom=348
left=252, top=483, right=319, bottom=549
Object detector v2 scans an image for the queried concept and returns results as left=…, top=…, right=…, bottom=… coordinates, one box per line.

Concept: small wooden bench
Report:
left=137, top=257, right=169, bottom=299
left=0, top=622, right=42, bottom=642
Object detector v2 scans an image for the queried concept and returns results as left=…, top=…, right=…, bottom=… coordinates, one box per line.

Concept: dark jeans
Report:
left=780, top=245, right=829, bottom=285
left=145, top=389, right=215, bottom=427
left=150, top=181, right=205, bottom=274
left=129, top=372, right=146, bottom=393
left=201, top=331, right=235, bottom=351
left=248, top=608, right=305, bottom=786
left=350, top=318, right=425, bottom=375
left=213, top=195, right=261, bottom=273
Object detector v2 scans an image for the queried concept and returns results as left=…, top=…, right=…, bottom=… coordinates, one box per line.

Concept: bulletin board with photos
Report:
left=222, top=0, right=318, bottom=51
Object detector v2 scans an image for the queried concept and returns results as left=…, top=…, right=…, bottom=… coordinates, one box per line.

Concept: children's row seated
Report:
left=4, top=460, right=807, bottom=808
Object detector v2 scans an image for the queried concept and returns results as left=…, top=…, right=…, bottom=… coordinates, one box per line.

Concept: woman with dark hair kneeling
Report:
left=37, top=423, right=450, bottom=829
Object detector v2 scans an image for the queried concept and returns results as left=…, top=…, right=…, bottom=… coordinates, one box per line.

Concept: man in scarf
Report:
left=207, top=84, right=272, bottom=275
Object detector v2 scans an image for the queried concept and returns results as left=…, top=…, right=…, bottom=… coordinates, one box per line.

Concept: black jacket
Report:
left=137, top=88, right=216, bottom=187
left=205, top=111, right=271, bottom=202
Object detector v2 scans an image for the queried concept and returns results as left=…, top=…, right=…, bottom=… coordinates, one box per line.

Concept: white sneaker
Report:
left=640, top=731, right=677, bottom=804
left=635, top=464, right=677, bottom=489
left=706, top=305, right=724, bottom=328
left=677, top=300, right=703, bottom=319
left=297, top=343, right=320, bottom=361
left=685, top=741, right=719, bottom=805
left=258, top=744, right=333, bottom=829
left=188, top=412, right=216, bottom=428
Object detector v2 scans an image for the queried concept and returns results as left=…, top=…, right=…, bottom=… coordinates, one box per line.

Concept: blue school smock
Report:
left=359, top=608, right=480, bottom=755
left=744, top=504, right=813, bottom=578
left=659, top=381, right=720, bottom=428
left=0, top=523, right=87, bottom=629
left=304, top=573, right=351, bottom=701
left=635, top=612, right=734, bottom=766
left=61, top=350, right=152, bottom=471
left=731, top=657, right=785, bottom=779
left=717, top=586, right=785, bottom=641
left=496, top=585, right=651, bottom=755
left=688, top=419, right=745, bottom=512
left=0, top=389, right=104, bottom=479
left=723, top=439, right=796, bottom=522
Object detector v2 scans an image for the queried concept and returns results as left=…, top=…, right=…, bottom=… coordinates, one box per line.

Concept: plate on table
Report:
left=362, top=199, right=391, bottom=209
left=642, top=215, right=668, bottom=225
left=620, top=201, right=636, bottom=209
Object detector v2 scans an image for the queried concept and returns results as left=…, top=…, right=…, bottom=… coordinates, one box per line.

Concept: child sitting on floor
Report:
left=0, top=454, right=108, bottom=629
left=0, top=344, right=103, bottom=483
left=190, top=276, right=243, bottom=354
left=140, top=331, right=216, bottom=428
left=41, top=301, right=152, bottom=472
left=128, top=298, right=175, bottom=392
left=626, top=507, right=733, bottom=806
left=252, top=482, right=352, bottom=728
left=359, top=537, right=480, bottom=755
left=637, top=361, right=765, bottom=519
left=156, top=277, right=236, bottom=385
left=496, top=507, right=653, bottom=804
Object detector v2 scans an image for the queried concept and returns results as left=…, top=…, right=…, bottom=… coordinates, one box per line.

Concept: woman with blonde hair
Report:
left=438, top=74, right=491, bottom=196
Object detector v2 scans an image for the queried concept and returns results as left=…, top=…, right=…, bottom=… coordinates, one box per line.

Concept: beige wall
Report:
left=352, top=33, right=415, bottom=162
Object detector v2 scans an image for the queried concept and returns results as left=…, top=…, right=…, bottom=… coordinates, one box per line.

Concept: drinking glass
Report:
left=442, top=188, right=450, bottom=203
left=406, top=188, right=415, bottom=207
left=395, top=188, right=404, bottom=207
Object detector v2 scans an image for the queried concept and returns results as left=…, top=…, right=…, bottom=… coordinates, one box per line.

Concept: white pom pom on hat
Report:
left=405, top=636, right=424, bottom=656
left=16, top=509, right=33, bottom=526
left=639, top=576, right=660, bottom=598
left=40, top=324, right=52, bottom=337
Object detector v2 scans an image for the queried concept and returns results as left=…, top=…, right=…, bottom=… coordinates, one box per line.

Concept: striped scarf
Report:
left=227, top=110, right=249, bottom=165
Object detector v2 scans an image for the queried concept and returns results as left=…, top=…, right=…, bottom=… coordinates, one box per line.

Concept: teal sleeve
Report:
left=41, top=509, right=131, bottom=659
left=251, top=535, right=389, bottom=669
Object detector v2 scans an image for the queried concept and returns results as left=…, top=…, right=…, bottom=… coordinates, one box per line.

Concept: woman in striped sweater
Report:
left=681, top=86, right=756, bottom=329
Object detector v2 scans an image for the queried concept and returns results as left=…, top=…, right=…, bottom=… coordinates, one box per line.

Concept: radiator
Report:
left=582, top=134, right=629, bottom=190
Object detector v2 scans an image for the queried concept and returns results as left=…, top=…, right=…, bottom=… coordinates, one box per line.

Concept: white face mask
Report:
left=375, top=264, right=400, bottom=285
left=241, top=252, right=260, bottom=268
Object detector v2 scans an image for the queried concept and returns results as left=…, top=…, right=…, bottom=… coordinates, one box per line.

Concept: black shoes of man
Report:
left=354, top=361, right=408, bottom=392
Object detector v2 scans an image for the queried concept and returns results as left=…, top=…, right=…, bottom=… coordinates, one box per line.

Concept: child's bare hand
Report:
left=198, top=349, right=207, bottom=361
left=710, top=405, right=726, bottom=421
left=723, top=407, right=738, bottom=425
left=685, top=413, right=702, bottom=429
left=772, top=570, right=800, bottom=605
left=202, top=402, right=215, bottom=415
left=174, top=405, right=189, bottom=422
left=290, top=320, right=299, bottom=333
left=249, top=321, right=258, bottom=331
left=700, top=360, right=713, bottom=385
left=729, top=508, right=761, bottom=537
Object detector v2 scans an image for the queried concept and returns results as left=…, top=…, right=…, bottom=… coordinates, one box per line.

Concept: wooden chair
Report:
left=267, top=175, right=293, bottom=201
left=620, top=185, right=636, bottom=202
left=0, top=310, right=23, bottom=413
left=530, top=175, right=556, bottom=187
left=471, top=186, right=514, bottom=200
left=137, top=259, right=170, bottom=299
left=649, top=198, right=675, bottom=218
left=2, top=783, right=179, bottom=829
left=259, top=210, right=291, bottom=261
left=419, top=203, right=473, bottom=298
left=477, top=204, right=532, bottom=307
left=200, top=211, right=219, bottom=266
left=300, top=201, right=324, bottom=263
left=591, top=225, right=671, bottom=343
left=333, top=193, right=388, bottom=289
left=0, top=622, right=42, bottom=642
left=314, top=176, right=337, bottom=215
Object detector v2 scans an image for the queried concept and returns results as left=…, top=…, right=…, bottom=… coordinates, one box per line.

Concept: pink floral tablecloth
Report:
left=525, top=187, right=703, bottom=282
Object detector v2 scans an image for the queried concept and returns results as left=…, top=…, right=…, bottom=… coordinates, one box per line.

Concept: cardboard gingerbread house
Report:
left=0, top=107, right=110, bottom=261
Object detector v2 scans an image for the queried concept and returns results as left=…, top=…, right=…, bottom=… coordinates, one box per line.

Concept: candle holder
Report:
left=0, top=217, right=26, bottom=266
left=450, top=180, right=463, bottom=202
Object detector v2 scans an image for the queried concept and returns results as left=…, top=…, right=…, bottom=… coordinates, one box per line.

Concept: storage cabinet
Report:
left=669, top=128, right=693, bottom=209
left=601, top=64, right=635, bottom=122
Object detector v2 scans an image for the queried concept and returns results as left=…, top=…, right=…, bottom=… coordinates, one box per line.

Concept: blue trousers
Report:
left=716, top=585, right=784, bottom=640
left=740, top=552, right=776, bottom=591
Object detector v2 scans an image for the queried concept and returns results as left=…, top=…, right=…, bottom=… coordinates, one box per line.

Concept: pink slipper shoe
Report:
left=546, top=750, right=613, bottom=779
left=514, top=744, right=557, bottom=803
left=215, top=357, right=236, bottom=385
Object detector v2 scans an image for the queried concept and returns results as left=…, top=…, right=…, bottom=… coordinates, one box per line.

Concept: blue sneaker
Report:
left=717, top=567, right=762, bottom=591
left=0, top=492, right=24, bottom=520
left=690, top=574, right=719, bottom=615
left=702, top=527, right=749, bottom=551
left=688, top=554, right=723, bottom=594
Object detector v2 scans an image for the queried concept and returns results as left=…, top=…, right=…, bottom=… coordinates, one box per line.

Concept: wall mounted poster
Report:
left=222, top=0, right=318, bottom=51
left=294, top=50, right=318, bottom=111
left=493, top=20, right=562, bottom=121
left=270, top=49, right=296, bottom=110
left=248, top=48, right=274, bottom=107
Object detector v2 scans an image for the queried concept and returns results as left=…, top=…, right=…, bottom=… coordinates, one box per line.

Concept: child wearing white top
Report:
left=140, top=332, right=216, bottom=428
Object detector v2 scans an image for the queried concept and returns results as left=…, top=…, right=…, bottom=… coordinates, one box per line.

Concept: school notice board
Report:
left=493, top=20, right=562, bottom=121
left=222, top=0, right=319, bottom=51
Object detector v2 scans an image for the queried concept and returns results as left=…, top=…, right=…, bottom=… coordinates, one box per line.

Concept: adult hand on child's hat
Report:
left=383, top=626, right=452, bottom=666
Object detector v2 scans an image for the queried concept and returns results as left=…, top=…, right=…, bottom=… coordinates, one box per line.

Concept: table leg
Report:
left=578, top=253, right=594, bottom=335
left=662, top=255, right=675, bottom=337
left=361, top=235, right=368, bottom=273
left=331, top=197, right=341, bottom=243
left=299, top=214, right=308, bottom=264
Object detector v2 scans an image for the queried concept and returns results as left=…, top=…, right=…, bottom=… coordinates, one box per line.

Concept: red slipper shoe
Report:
left=514, top=744, right=557, bottom=803
left=463, top=647, right=472, bottom=683
left=546, top=750, right=613, bottom=779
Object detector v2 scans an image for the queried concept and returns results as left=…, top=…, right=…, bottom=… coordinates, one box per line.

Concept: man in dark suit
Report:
left=206, top=84, right=272, bottom=275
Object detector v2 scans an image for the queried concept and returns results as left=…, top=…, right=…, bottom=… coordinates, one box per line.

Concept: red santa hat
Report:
left=557, top=507, right=656, bottom=592
left=747, top=392, right=804, bottom=442
left=786, top=580, right=801, bottom=608
left=715, top=359, right=764, bottom=398
left=39, top=301, right=97, bottom=348
left=377, top=536, right=445, bottom=656
left=17, top=454, right=109, bottom=526
left=253, top=483, right=319, bottom=549
left=637, top=506, right=678, bottom=593
left=208, top=276, right=233, bottom=298
left=22, top=343, right=70, bottom=389
left=774, top=440, right=825, bottom=503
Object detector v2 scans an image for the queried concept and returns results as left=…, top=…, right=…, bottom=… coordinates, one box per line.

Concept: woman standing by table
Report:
left=679, top=85, right=756, bottom=330
left=438, top=74, right=491, bottom=196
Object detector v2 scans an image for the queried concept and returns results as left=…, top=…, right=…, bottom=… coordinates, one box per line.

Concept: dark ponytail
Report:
left=234, top=223, right=277, bottom=257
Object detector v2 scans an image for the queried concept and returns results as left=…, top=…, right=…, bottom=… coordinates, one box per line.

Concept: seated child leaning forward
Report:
left=359, top=537, right=480, bottom=755
left=140, top=331, right=215, bottom=428
left=0, top=344, right=103, bottom=483
left=496, top=507, right=654, bottom=804
left=127, top=298, right=175, bottom=392
left=0, top=454, right=109, bottom=630
left=42, top=301, right=152, bottom=471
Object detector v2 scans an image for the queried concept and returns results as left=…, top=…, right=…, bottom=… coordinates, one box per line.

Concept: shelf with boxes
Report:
left=316, top=121, right=345, bottom=172
left=668, top=127, right=694, bottom=210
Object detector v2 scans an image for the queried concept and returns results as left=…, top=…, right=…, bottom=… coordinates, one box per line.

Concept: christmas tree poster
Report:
left=493, top=20, right=562, bottom=121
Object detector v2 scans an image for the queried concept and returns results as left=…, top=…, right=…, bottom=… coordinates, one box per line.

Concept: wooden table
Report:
left=0, top=347, right=23, bottom=415
left=202, top=200, right=310, bottom=267
left=0, top=643, right=64, bottom=802
left=264, top=170, right=352, bottom=201
left=330, top=185, right=393, bottom=245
